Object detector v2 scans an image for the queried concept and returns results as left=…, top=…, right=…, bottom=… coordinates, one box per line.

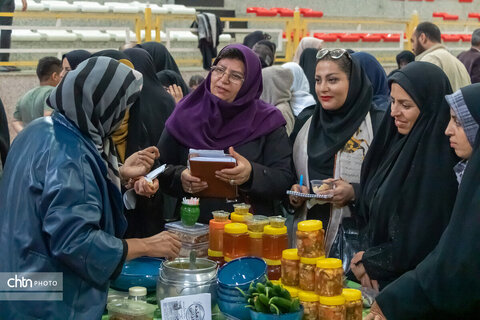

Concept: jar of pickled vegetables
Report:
left=281, top=248, right=300, bottom=287
left=223, top=223, right=249, bottom=261
left=342, top=289, right=362, bottom=320
left=208, top=249, right=225, bottom=268
left=233, top=203, right=251, bottom=214
left=230, top=212, right=253, bottom=223
left=299, top=257, right=319, bottom=291
left=264, top=258, right=281, bottom=280
left=315, top=258, right=343, bottom=296
left=297, top=220, right=325, bottom=258
left=318, top=295, right=346, bottom=320
left=298, top=291, right=319, bottom=320
left=249, top=231, right=263, bottom=257
left=262, top=225, right=288, bottom=260
left=209, top=211, right=231, bottom=252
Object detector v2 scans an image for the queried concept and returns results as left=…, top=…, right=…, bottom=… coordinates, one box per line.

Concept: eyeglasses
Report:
left=316, top=48, right=351, bottom=60
left=210, top=65, right=245, bottom=85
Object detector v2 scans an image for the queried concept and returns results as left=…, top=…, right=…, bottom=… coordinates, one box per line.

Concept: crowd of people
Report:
left=0, top=21, right=480, bottom=319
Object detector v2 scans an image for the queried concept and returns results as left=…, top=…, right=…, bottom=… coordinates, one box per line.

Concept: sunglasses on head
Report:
left=316, top=48, right=351, bottom=60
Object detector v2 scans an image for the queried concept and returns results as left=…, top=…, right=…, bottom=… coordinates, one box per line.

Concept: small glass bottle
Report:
left=264, top=258, right=281, bottom=280
left=298, top=290, right=319, bottom=320
left=223, top=223, right=249, bottom=261
left=281, top=248, right=300, bottom=287
left=342, top=288, right=362, bottom=320
left=297, top=220, right=325, bottom=258
left=128, top=286, right=147, bottom=302
left=318, top=295, right=346, bottom=320
left=299, top=256, right=321, bottom=292
left=262, top=225, right=288, bottom=260
left=208, top=249, right=225, bottom=268
left=315, top=258, right=343, bottom=296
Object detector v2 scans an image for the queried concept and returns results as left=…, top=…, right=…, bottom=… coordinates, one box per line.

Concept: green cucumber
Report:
left=289, top=298, right=300, bottom=313
left=254, top=296, right=269, bottom=313
left=269, top=297, right=292, bottom=313
left=258, top=293, right=269, bottom=307
left=269, top=303, right=280, bottom=315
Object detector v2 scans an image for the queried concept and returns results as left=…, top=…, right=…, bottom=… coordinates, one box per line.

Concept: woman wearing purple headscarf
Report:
left=153, top=44, right=295, bottom=223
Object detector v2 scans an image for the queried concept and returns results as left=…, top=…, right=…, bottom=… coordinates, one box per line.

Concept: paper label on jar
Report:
left=160, top=293, right=211, bottom=320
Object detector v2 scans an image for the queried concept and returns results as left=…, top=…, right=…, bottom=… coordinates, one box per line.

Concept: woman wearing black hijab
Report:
left=156, top=69, right=189, bottom=98
left=351, top=62, right=459, bottom=291
left=60, top=49, right=91, bottom=78
left=299, top=47, right=320, bottom=105
left=135, top=41, right=180, bottom=75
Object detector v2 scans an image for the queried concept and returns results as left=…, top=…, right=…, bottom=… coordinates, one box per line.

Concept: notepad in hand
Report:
left=188, top=149, right=238, bottom=199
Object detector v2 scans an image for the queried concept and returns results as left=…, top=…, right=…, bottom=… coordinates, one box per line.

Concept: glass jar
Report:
left=297, top=220, right=325, bottom=258
left=180, top=203, right=200, bottom=226
left=264, top=258, right=281, bottom=280
left=342, top=289, right=362, bottom=320
left=281, top=248, right=300, bottom=287
left=315, top=258, right=343, bottom=296
left=318, top=295, right=346, bottom=320
left=208, top=249, right=225, bottom=268
left=128, top=286, right=147, bottom=302
left=262, top=225, right=288, bottom=260
left=298, top=291, right=319, bottom=320
left=209, top=212, right=231, bottom=252
left=249, top=231, right=263, bottom=257
left=299, top=257, right=319, bottom=291
left=223, top=223, right=249, bottom=261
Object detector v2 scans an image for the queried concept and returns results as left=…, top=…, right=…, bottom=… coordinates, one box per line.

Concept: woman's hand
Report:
left=166, top=84, right=184, bottom=104
left=351, top=251, right=380, bottom=291
left=215, top=147, right=252, bottom=186
left=325, top=178, right=355, bottom=207
left=134, top=177, right=159, bottom=197
left=365, top=302, right=387, bottom=320
left=181, top=168, right=208, bottom=194
left=289, top=184, right=309, bottom=208
left=126, top=231, right=182, bottom=260
left=120, top=146, right=160, bottom=180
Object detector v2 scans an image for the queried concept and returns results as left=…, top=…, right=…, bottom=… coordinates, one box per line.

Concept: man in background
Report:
left=457, top=28, right=480, bottom=84
left=0, top=0, right=26, bottom=72
left=411, top=21, right=471, bottom=91
left=11, top=56, right=62, bottom=133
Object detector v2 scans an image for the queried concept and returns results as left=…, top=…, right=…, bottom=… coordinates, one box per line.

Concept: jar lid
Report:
left=230, top=212, right=253, bottom=223
left=316, top=258, right=342, bottom=269
left=319, top=295, right=346, bottom=306
left=224, top=257, right=232, bottom=262
left=282, top=248, right=299, bottom=260
left=128, top=286, right=147, bottom=296
left=208, top=249, right=223, bottom=257
left=300, top=256, right=320, bottom=265
left=342, top=288, right=362, bottom=302
left=298, top=290, right=318, bottom=302
left=264, top=258, right=281, bottom=266
left=298, top=220, right=323, bottom=232
left=282, top=285, right=299, bottom=298
left=209, top=219, right=231, bottom=229
left=263, top=225, right=287, bottom=235
left=224, top=223, right=248, bottom=234
left=270, top=280, right=282, bottom=286
left=248, top=231, right=263, bottom=239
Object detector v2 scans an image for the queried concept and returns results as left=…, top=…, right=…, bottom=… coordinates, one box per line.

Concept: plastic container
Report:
left=165, top=221, right=209, bottom=244
left=209, top=215, right=231, bottom=252
left=223, top=223, right=249, bottom=260
left=231, top=212, right=253, bottom=223
left=318, top=295, right=346, bottom=320
left=315, top=258, right=343, bottom=296
left=107, top=299, right=156, bottom=320
left=212, top=210, right=230, bottom=221
left=269, top=216, right=287, bottom=228
left=262, top=225, right=288, bottom=260
left=233, top=203, right=251, bottom=214
left=179, top=242, right=209, bottom=258
left=264, top=258, right=281, bottom=280
left=181, top=203, right=200, bottom=226
left=299, top=257, right=320, bottom=292
left=342, top=288, right=362, bottom=320
left=311, top=179, right=335, bottom=197
left=208, top=249, right=225, bottom=268
left=297, top=220, right=325, bottom=258
left=246, top=215, right=269, bottom=232
left=249, top=231, right=263, bottom=257
left=298, top=291, right=319, bottom=320
left=281, top=249, right=300, bottom=287
left=128, top=286, right=147, bottom=302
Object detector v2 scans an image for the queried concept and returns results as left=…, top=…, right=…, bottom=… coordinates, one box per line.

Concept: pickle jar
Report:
left=223, top=223, right=249, bottom=261
left=318, top=295, right=346, bottom=320
left=249, top=231, right=263, bottom=257
left=298, top=290, right=319, bottom=320
left=297, top=220, right=325, bottom=258
left=264, top=258, right=281, bottom=280
left=315, top=258, right=343, bottom=296
left=208, top=249, right=225, bottom=268
left=281, top=248, right=300, bottom=287
left=262, top=225, right=288, bottom=260
left=209, top=211, right=231, bottom=252
left=300, top=257, right=320, bottom=291
left=342, top=288, right=362, bottom=320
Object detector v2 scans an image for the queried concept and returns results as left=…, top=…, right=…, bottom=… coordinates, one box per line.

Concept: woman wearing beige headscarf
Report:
left=292, top=37, right=324, bottom=63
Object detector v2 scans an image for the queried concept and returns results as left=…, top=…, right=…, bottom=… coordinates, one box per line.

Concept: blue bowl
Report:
left=217, top=297, right=250, bottom=320
left=217, top=285, right=245, bottom=298
left=218, top=257, right=267, bottom=288
left=249, top=306, right=304, bottom=320
left=110, top=257, right=163, bottom=292
left=217, top=288, right=247, bottom=303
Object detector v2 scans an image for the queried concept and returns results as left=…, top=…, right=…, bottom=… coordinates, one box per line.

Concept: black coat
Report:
left=457, top=47, right=480, bottom=83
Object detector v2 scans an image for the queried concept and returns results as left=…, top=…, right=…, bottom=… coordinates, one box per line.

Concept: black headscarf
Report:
left=62, top=49, right=91, bottom=70
left=91, top=50, right=134, bottom=68
left=307, top=55, right=373, bottom=182
left=243, top=30, right=269, bottom=48
left=253, top=40, right=276, bottom=68
left=135, top=41, right=180, bottom=75
left=376, top=83, right=480, bottom=319
left=299, top=47, right=320, bottom=105
left=0, top=97, right=9, bottom=168
left=123, top=48, right=175, bottom=156
left=358, top=62, right=459, bottom=287
left=156, top=70, right=189, bottom=97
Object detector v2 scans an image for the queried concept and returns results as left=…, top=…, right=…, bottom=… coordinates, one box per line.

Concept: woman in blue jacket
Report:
left=0, top=57, right=181, bottom=319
